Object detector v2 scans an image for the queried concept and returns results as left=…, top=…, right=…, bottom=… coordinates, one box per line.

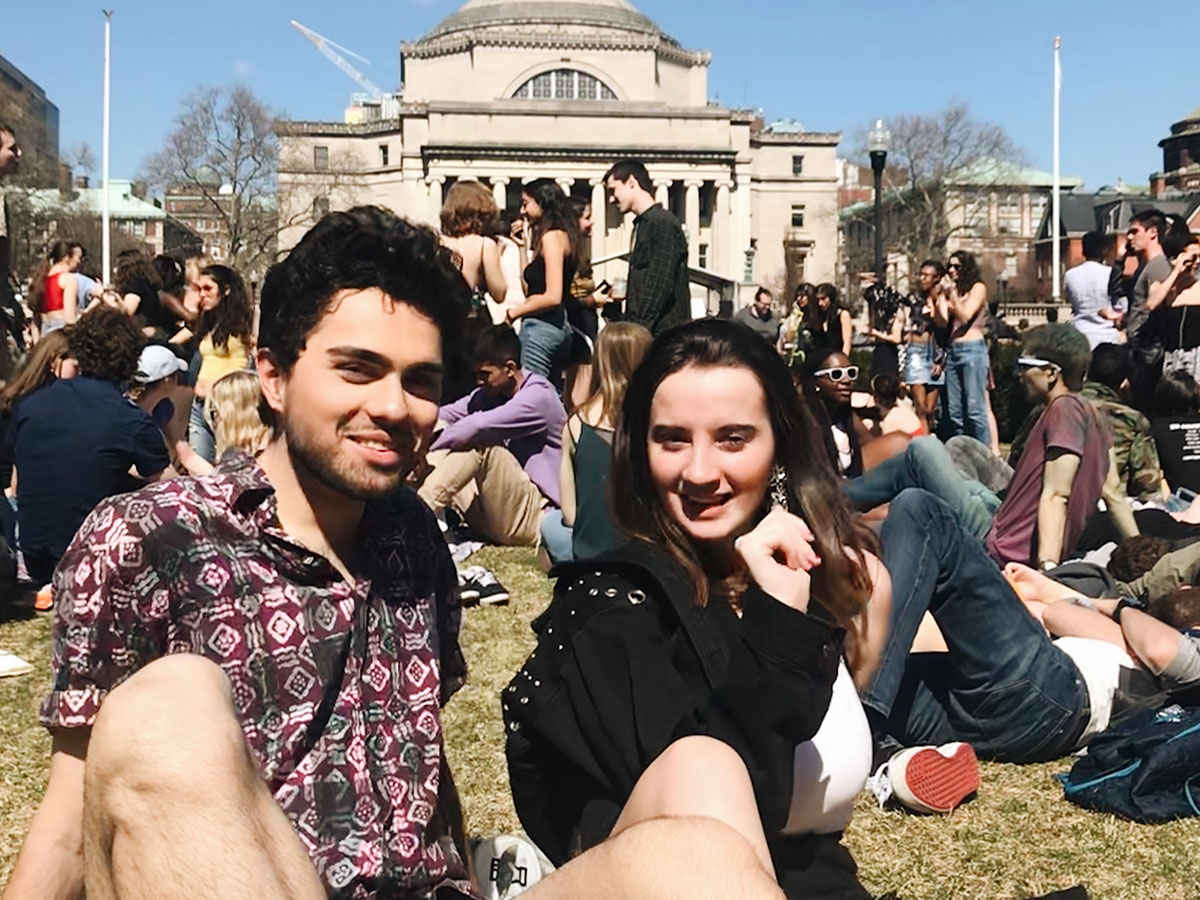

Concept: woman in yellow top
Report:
left=188, top=264, right=254, bottom=463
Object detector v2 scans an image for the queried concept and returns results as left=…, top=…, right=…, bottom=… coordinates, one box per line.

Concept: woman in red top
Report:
left=34, top=241, right=83, bottom=333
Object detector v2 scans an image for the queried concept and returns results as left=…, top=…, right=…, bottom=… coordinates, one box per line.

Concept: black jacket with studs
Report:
left=503, top=540, right=867, bottom=899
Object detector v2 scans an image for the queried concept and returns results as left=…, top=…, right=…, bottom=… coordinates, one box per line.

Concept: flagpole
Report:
left=102, top=9, right=113, bottom=286
left=1051, top=35, right=1062, bottom=303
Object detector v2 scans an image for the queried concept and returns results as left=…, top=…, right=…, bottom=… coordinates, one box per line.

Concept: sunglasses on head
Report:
left=814, top=365, right=859, bottom=382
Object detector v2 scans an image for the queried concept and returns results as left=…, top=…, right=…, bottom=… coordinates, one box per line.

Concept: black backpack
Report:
left=1061, top=704, right=1200, bottom=822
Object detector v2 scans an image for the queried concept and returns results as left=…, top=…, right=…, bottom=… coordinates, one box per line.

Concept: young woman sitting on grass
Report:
left=506, top=318, right=891, bottom=899
left=206, top=369, right=271, bottom=461
left=539, top=322, right=653, bottom=565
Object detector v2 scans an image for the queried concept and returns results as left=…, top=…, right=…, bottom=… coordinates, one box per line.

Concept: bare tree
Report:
left=847, top=102, right=1023, bottom=272
left=62, top=142, right=97, bottom=178
left=142, top=85, right=363, bottom=277
left=142, top=86, right=279, bottom=274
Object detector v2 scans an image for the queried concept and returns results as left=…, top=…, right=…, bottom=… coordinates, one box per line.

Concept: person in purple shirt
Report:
left=418, top=324, right=566, bottom=546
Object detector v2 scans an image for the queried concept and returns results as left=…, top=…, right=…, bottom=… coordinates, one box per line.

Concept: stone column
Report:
left=713, top=180, right=732, bottom=277
left=590, top=178, right=606, bottom=268
left=556, top=176, right=575, bottom=194
left=684, top=180, right=702, bottom=266
left=654, top=180, right=671, bottom=207
left=492, top=177, right=510, bottom=211
left=732, top=171, right=752, bottom=283
left=425, top=175, right=446, bottom=226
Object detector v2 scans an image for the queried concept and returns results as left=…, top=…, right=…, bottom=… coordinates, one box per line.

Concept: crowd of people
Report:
left=0, top=127, right=1198, bottom=900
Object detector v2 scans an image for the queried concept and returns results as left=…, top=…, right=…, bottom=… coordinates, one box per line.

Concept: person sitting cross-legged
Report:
left=418, top=324, right=566, bottom=547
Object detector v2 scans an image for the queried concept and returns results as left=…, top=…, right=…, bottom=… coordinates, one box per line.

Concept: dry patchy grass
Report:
left=3, top=547, right=1199, bottom=899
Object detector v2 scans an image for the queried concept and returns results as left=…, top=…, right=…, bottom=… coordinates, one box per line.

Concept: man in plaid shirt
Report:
left=604, top=159, right=690, bottom=336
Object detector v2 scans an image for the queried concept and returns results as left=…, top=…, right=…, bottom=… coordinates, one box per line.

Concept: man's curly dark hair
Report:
left=1109, top=535, right=1172, bottom=583
left=258, top=207, right=470, bottom=373
left=67, top=305, right=146, bottom=384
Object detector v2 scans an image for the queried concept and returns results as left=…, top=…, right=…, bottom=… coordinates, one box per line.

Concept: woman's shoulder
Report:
left=552, top=542, right=689, bottom=605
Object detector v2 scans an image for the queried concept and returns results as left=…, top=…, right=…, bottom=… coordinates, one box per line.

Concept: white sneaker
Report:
left=472, top=834, right=554, bottom=899
left=0, top=649, right=34, bottom=678
left=871, top=741, right=979, bottom=814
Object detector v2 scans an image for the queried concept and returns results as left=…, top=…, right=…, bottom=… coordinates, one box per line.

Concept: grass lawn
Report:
left=2, top=545, right=1198, bottom=899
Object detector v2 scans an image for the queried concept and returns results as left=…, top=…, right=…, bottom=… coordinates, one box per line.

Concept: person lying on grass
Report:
left=861, top=487, right=1200, bottom=770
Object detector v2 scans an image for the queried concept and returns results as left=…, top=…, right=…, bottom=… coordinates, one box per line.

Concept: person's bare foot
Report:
left=1002, top=562, right=1078, bottom=604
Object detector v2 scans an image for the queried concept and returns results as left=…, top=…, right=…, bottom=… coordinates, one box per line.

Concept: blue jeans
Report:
left=842, top=436, right=999, bottom=540
left=539, top=508, right=574, bottom=565
left=189, top=397, right=216, bottom=464
left=519, top=315, right=572, bottom=389
left=863, top=489, right=1090, bottom=762
left=945, top=339, right=991, bottom=446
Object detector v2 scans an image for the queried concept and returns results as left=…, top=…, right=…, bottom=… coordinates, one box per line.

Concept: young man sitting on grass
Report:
left=416, top=324, right=565, bottom=548
left=4, top=208, right=790, bottom=900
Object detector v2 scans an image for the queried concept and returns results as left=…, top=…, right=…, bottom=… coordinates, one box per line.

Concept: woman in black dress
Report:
left=505, top=318, right=889, bottom=900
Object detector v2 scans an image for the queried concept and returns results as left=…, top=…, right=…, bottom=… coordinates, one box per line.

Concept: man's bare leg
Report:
left=83, top=654, right=326, bottom=900
left=525, top=736, right=784, bottom=900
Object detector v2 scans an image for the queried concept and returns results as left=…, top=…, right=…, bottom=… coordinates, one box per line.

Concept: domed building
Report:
left=1152, top=104, right=1200, bottom=197
left=277, top=0, right=840, bottom=306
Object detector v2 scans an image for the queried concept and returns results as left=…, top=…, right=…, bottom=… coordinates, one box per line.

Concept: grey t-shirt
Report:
left=1127, top=254, right=1173, bottom=344
left=1161, top=634, right=1200, bottom=693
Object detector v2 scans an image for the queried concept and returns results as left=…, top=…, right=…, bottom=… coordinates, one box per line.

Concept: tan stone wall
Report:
left=403, top=44, right=699, bottom=106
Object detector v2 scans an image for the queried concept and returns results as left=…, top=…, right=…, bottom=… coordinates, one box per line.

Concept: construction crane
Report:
left=291, top=19, right=387, bottom=99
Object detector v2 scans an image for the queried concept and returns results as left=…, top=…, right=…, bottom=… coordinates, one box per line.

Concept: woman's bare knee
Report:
left=613, top=736, right=773, bottom=876
left=627, top=736, right=752, bottom=814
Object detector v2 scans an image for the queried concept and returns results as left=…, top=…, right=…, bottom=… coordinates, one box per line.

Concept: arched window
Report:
left=513, top=69, right=617, bottom=101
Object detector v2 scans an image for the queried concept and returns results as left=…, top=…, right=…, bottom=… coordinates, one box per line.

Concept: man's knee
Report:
left=889, top=487, right=942, bottom=527
left=600, top=817, right=781, bottom=899
left=906, top=435, right=944, bottom=464
left=88, top=655, right=246, bottom=809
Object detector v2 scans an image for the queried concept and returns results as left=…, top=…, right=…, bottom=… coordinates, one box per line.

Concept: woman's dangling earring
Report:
left=769, top=464, right=789, bottom=511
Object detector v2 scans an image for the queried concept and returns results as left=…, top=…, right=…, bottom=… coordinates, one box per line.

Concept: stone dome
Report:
left=419, top=0, right=665, bottom=42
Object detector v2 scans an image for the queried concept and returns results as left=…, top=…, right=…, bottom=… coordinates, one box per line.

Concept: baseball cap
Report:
left=135, top=345, right=187, bottom=384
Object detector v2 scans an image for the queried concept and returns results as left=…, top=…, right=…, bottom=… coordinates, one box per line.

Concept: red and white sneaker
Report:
left=871, top=742, right=979, bottom=814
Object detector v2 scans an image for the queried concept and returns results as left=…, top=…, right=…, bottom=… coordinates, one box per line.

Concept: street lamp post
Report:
left=868, top=118, right=890, bottom=281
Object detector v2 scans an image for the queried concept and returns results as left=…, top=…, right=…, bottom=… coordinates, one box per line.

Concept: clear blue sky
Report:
left=4, top=0, right=1194, bottom=190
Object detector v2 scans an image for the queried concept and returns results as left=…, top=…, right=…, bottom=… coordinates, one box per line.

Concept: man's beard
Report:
left=288, top=422, right=416, bottom=502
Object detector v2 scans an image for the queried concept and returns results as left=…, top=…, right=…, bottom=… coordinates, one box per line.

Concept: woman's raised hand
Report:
left=734, top=508, right=822, bottom=613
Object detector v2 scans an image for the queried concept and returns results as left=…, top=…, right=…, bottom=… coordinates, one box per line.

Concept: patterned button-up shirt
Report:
left=41, top=454, right=474, bottom=899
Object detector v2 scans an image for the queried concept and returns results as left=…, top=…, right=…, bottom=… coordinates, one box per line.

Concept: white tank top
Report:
left=781, top=661, right=873, bottom=834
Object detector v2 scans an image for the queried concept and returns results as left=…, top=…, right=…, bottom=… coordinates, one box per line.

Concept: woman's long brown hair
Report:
left=0, top=329, right=72, bottom=415
left=611, top=318, right=876, bottom=636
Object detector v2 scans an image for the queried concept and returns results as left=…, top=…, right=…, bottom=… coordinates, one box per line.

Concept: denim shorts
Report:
left=903, top=340, right=944, bottom=386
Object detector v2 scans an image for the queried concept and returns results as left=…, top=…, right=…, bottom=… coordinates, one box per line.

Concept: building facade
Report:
left=1152, top=105, right=1200, bottom=198
left=840, top=160, right=1082, bottom=302
left=164, top=178, right=234, bottom=263
left=0, top=53, right=59, bottom=187
left=277, top=0, right=840, bottom=309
